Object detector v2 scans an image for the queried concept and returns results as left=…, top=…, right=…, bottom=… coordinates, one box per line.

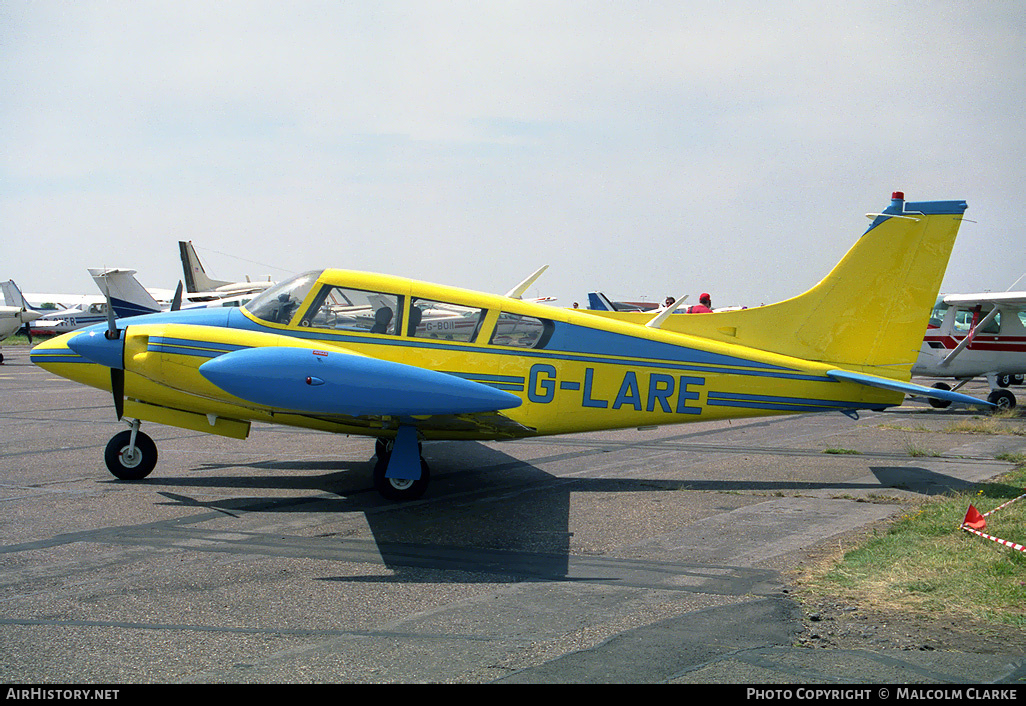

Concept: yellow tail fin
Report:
left=591, top=193, right=967, bottom=378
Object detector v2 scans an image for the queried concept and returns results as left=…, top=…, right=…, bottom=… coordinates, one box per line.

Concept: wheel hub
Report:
left=119, top=446, right=143, bottom=468
left=388, top=478, right=414, bottom=491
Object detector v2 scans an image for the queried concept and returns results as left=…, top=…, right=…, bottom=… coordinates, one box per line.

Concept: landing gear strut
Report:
left=372, top=426, right=429, bottom=501
left=104, top=419, right=158, bottom=480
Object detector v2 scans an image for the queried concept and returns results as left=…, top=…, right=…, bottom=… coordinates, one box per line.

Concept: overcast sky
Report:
left=3, top=1, right=1024, bottom=309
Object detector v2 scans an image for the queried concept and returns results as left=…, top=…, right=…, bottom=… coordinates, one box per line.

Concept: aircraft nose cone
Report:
left=67, top=328, right=125, bottom=369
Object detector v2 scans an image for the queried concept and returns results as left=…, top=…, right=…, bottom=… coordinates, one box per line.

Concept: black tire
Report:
left=1014, top=374, right=1025, bottom=386
left=987, top=389, right=1016, bottom=411
left=104, top=430, right=158, bottom=480
left=997, top=374, right=1011, bottom=388
left=928, top=382, right=952, bottom=409
left=373, top=454, right=430, bottom=501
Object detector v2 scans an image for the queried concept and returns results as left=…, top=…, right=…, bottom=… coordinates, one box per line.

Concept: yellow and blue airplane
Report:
left=31, top=192, right=985, bottom=500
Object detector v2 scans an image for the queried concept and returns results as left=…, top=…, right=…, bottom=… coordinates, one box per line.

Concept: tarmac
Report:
left=0, top=345, right=1024, bottom=684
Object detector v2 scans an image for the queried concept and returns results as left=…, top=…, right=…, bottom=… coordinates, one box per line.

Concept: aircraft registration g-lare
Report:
left=31, top=192, right=987, bottom=501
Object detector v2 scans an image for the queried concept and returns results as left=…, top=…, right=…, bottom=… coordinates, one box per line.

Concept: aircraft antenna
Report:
left=1006, top=273, right=1026, bottom=292
left=505, top=265, right=549, bottom=299
left=645, top=294, right=689, bottom=329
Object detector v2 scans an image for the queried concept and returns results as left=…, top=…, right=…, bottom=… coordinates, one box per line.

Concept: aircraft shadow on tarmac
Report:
left=103, top=438, right=990, bottom=585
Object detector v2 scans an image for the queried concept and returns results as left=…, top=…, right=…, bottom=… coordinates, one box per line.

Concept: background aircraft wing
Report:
left=942, top=292, right=1026, bottom=308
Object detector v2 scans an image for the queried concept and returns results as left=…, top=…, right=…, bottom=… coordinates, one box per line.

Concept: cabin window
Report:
left=300, top=285, right=402, bottom=335
left=490, top=312, right=553, bottom=349
left=928, top=300, right=949, bottom=328
left=245, top=271, right=321, bottom=325
left=952, top=307, right=1000, bottom=335
left=407, top=298, right=485, bottom=342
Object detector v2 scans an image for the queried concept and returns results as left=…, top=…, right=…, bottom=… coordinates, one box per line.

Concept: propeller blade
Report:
left=171, top=281, right=183, bottom=311
left=97, top=271, right=120, bottom=340
left=21, top=323, right=32, bottom=345
left=111, top=368, right=125, bottom=420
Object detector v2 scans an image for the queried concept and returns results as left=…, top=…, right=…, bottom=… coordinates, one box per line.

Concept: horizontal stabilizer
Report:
left=827, top=369, right=993, bottom=408
left=199, top=346, right=523, bottom=417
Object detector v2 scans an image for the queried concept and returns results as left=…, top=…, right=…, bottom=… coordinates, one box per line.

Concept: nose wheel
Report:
left=373, top=454, right=430, bottom=501
left=104, top=421, right=158, bottom=480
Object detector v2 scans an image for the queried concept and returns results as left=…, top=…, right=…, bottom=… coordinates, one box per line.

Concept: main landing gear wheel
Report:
left=373, top=454, right=430, bottom=501
left=987, top=389, right=1016, bottom=411
left=928, top=382, right=952, bottom=409
left=104, top=429, right=158, bottom=480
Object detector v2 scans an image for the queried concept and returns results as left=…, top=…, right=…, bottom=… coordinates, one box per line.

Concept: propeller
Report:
left=98, top=271, right=125, bottom=420
left=19, top=312, right=33, bottom=345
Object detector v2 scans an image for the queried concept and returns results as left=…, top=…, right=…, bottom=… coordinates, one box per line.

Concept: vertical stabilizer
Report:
left=587, top=292, right=617, bottom=311
left=179, top=241, right=232, bottom=293
left=1, top=280, right=32, bottom=310
left=89, top=269, right=163, bottom=318
left=584, top=193, right=968, bottom=379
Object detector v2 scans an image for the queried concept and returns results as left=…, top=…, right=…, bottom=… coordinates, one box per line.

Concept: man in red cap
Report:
left=687, top=293, right=713, bottom=313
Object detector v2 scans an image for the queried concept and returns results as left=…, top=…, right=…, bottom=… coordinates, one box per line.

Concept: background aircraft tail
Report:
left=179, top=241, right=232, bottom=293
left=1, top=279, right=34, bottom=311
left=89, top=268, right=163, bottom=318
left=597, top=193, right=968, bottom=379
left=587, top=292, right=617, bottom=311
left=1, top=279, right=42, bottom=343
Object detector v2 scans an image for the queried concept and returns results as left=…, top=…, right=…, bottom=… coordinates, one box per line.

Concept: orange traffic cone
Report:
left=963, top=504, right=986, bottom=530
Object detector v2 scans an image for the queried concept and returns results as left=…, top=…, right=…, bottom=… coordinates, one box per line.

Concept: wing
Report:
left=827, top=369, right=993, bottom=407
left=942, top=292, right=1026, bottom=308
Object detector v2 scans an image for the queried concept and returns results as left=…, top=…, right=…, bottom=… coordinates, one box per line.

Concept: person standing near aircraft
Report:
left=687, top=293, right=713, bottom=313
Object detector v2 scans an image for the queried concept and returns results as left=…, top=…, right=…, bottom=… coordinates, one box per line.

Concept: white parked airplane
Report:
left=912, top=292, right=1026, bottom=409
left=29, top=301, right=112, bottom=336
left=0, top=280, right=43, bottom=363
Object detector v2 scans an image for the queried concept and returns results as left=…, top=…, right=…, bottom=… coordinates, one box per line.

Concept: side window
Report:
left=408, top=298, right=485, bottom=342
left=986, top=311, right=1001, bottom=334
left=953, top=307, right=1000, bottom=335
left=490, top=312, right=553, bottom=349
left=301, top=285, right=402, bottom=335
left=928, top=300, right=948, bottom=328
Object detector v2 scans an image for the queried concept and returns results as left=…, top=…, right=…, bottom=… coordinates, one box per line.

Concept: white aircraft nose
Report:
left=20, top=309, right=43, bottom=324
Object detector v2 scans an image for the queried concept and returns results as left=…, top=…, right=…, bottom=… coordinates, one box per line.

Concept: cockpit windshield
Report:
left=244, top=270, right=323, bottom=325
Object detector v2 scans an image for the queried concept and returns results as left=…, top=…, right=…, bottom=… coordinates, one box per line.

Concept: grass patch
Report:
left=823, top=448, right=861, bottom=455
left=878, top=423, right=931, bottom=433
left=796, top=464, right=1026, bottom=627
left=945, top=417, right=1026, bottom=436
left=901, top=434, right=940, bottom=457
left=2, top=333, right=36, bottom=347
